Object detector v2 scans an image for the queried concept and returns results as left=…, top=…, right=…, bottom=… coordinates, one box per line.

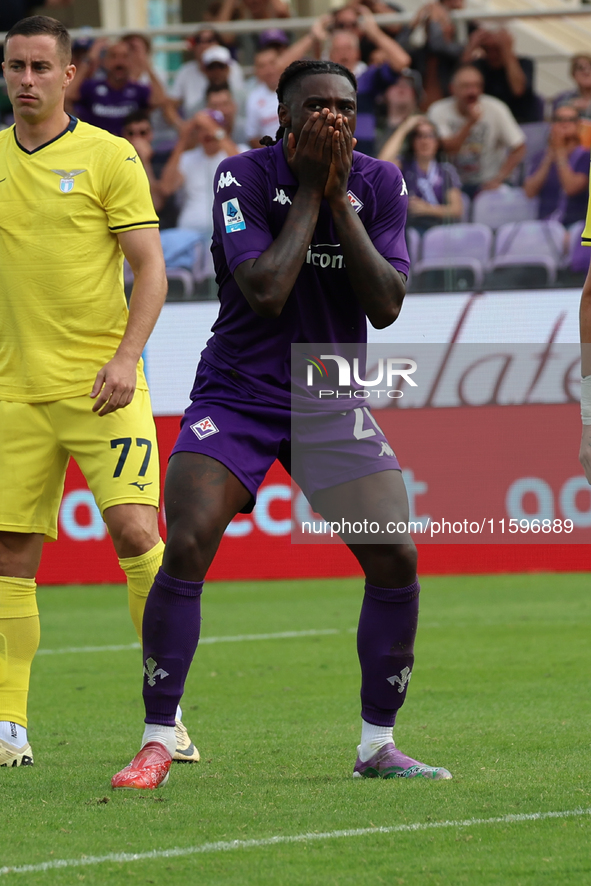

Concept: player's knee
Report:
left=362, top=542, right=418, bottom=588
left=164, top=517, right=223, bottom=576
left=109, top=521, right=159, bottom=559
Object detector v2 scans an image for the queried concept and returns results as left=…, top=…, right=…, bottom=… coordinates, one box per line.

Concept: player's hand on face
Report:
left=90, top=354, right=138, bottom=416
left=579, top=425, right=591, bottom=483
left=324, top=114, right=357, bottom=202
left=286, top=108, right=334, bottom=193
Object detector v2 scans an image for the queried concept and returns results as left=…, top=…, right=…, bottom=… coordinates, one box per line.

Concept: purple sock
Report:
left=357, top=579, right=420, bottom=728
left=142, top=568, right=203, bottom=727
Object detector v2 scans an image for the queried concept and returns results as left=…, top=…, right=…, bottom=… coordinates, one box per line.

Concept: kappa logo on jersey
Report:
left=190, top=416, right=220, bottom=440
left=400, top=177, right=408, bottom=196
left=273, top=188, right=292, bottom=205
left=222, top=198, right=246, bottom=233
left=346, top=190, right=364, bottom=213
left=378, top=441, right=395, bottom=457
left=51, top=169, right=87, bottom=193
left=217, top=171, right=242, bottom=192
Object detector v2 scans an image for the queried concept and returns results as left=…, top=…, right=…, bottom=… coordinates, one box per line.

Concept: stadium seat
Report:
left=461, top=191, right=471, bottom=222
left=412, top=223, right=493, bottom=292
left=472, top=186, right=539, bottom=229
left=486, top=219, right=565, bottom=288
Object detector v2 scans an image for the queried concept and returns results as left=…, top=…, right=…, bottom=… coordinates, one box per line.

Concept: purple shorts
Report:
left=172, top=363, right=400, bottom=513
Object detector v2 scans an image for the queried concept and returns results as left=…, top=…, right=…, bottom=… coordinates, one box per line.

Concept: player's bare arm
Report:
left=326, top=116, right=406, bottom=329
left=90, top=228, right=167, bottom=415
left=234, top=109, right=334, bottom=318
left=578, top=263, right=591, bottom=482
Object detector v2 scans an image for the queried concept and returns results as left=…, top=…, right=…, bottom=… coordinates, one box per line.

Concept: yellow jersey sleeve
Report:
left=100, top=139, right=159, bottom=233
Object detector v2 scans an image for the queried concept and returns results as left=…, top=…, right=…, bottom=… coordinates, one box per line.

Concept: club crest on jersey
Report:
left=51, top=168, right=86, bottom=193
left=222, top=198, right=246, bottom=233
left=347, top=190, right=363, bottom=213
left=190, top=416, right=219, bottom=439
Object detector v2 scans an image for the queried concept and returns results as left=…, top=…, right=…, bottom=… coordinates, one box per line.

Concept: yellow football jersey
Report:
left=0, top=117, right=159, bottom=403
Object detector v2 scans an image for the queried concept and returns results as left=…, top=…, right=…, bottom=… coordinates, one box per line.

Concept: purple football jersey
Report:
left=201, top=141, right=409, bottom=408
left=77, top=79, right=151, bottom=136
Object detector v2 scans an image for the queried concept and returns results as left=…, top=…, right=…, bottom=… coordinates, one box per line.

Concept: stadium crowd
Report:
left=2, top=1, right=589, bottom=292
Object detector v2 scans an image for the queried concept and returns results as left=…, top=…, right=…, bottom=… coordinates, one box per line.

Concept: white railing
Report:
left=3, top=5, right=591, bottom=46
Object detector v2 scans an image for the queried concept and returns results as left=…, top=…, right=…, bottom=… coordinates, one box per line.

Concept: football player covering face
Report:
left=112, top=63, right=453, bottom=790
left=281, top=71, right=358, bottom=199
left=3, top=33, right=75, bottom=150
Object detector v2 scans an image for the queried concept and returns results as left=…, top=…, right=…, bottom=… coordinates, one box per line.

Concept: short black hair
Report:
left=5, top=15, right=71, bottom=65
left=122, top=110, right=152, bottom=129
left=277, top=59, right=357, bottom=105
left=205, top=82, right=232, bottom=97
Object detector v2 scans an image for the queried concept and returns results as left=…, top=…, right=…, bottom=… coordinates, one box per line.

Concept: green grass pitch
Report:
left=1, top=573, right=590, bottom=885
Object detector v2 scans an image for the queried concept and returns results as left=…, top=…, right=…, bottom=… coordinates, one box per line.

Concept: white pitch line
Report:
left=36, top=629, right=342, bottom=656
left=1, top=808, right=589, bottom=876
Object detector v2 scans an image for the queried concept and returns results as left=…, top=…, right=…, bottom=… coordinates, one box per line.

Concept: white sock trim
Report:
left=358, top=719, right=394, bottom=763
left=141, top=724, right=176, bottom=756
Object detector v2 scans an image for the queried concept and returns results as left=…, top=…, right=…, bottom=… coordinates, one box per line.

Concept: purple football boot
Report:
left=353, top=743, right=452, bottom=780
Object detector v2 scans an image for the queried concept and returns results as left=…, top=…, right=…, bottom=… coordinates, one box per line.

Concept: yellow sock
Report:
left=119, top=539, right=164, bottom=643
left=0, top=576, right=40, bottom=729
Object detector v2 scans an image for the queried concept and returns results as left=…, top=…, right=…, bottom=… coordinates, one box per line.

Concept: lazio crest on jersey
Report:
left=51, top=168, right=87, bottom=193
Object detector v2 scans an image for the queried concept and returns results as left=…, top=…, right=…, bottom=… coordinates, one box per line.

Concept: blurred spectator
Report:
left=245, top=48, right=280, bottom=148
left=398, top=0, right=471, bottom=108
left=331, top=3, right=404, bottom=63
left=428, top=64, right=525, bottom=196
left=328, top=32, right=368, bottom=78
left=70, top=41, right=164, bottom=137
left=160, top=110, right=241, bottom=237
left=379, top=115, right=462, bottom=231
left=374, top=69, right=421, bottom=153
left=352, top=7, right=412, bottom=154
left=257, top=28, right=291, bottom=52
left=206, top=84, right=248, bottom=147
left=553, top=55, right=591, bottom=120
left=121, top=34, right=167, bottom=107
left=523, top=104, right=590, bottom=227
left=169, top=31, right=245, bottom=122
left=121, top=110, right=174, bottom=222
left=208, top=0, right=291, bottom=63
left=462, top=28, right=541, bottom=123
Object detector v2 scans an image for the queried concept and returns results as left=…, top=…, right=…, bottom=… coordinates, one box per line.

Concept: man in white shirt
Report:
left=428, top=64, right=525, bottom=196
left=245, top=47, right=281, bottom=148
left=169, top=36, right=245, bottom=121
left=159, top=110, right=240, bottom=236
